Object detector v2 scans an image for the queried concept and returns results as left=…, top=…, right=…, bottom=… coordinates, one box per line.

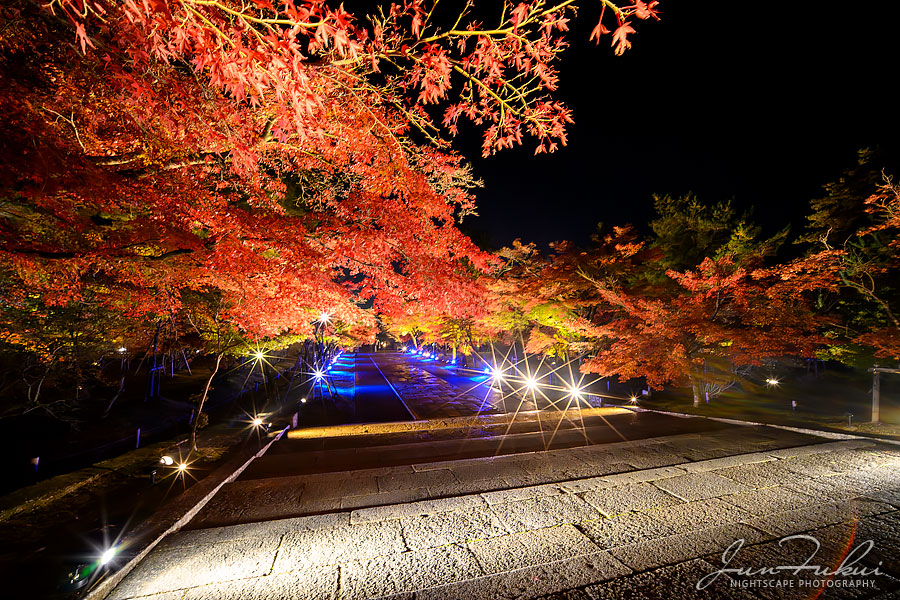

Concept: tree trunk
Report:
left=691, top=378, right=701, bottom=408
left=146, top=321, right=161, bottom=402
left=103, top=368, right=127, bottom=417
left=192, top=352, right=222, bottom=451
left=181, top=349, right=192, bottom=375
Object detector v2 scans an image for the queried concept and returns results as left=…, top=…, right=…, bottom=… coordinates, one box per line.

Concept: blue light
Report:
left=483, top=367, right=491, bottom=374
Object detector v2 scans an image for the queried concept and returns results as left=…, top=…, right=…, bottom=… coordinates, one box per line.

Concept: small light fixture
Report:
left=766, top=378, right=780, bottom=386
left=252, top=417, right=263, bottom=426
left=525, top=376, right=538, bottom=390
left=117, top=347, right=127, bottom=353
left=318, top=311, right=331, bottom=324
left=313, top=370, right=324, bottom=380
left=99, top=547, right=117, bottom=566
left=177, top=463, right=188, bottom=471
left=159, top=455, right=174, bottom=466
left=254, top=351, right=265, bottom=361
left=629, top=396, right=638, bottom=403
left=300, top=397, right=307, bottom=404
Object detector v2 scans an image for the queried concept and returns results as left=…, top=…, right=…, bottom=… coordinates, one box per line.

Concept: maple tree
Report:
left=0, top=0, right=659, bottom=417
left=490, top=209, right=826, bottom=405
left=795, top=151, right=900, bottom=364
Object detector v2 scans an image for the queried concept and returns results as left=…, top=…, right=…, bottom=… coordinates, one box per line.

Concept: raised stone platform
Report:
left=103, top=425, right=900, bottom=600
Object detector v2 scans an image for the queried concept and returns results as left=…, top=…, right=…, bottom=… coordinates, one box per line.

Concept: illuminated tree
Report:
left=1, top=0, right=657, bottom=345
left=797, top=151, right=900, bottom=364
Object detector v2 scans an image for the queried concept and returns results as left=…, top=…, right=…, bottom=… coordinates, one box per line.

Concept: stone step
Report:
left=186, top=423, right=836, bottom=529
left=244, top=411, right=727, bottom=481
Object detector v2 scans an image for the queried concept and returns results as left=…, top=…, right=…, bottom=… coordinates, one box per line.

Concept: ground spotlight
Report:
left=99, top=547, right=117, bottom=566
left=525, top=376, right=538, bottom=390
left=766, top=378, right=780, bottom=386
left=252, top=417, right=263, bottom=426
left=159, top=455, right=174, bottom=466
left=254, top=351, right=265, bottom=361
left=177, top=463, right=188, bottom=472
left=629, top=396, right=638, bottom=403
left=313, top=369, right=324, bottom=380
left=300, top=397, right=307, bottom=404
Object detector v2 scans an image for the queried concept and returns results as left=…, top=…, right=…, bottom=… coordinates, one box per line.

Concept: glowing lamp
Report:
left=313, top=370, right=324, bottom=380
left=300, top=397, right=307, bottom=404
left=766, top=378, right=780, bottom=386
left=525, top=376, right=538, bottom=390
left=254, top=351, right=265, bottom=361
left=159, top=455, right=174, bottom=466
left=318, top=311, right=331, bottom=324
left=629, top=396, right=638, bottom=403
left=252, top=417, right=263, bottom=426
left=100, top=547, right=117, bottom=566
left=177, top=463, right=188, bottom=471
left=117, top=347, right=127, bottom=353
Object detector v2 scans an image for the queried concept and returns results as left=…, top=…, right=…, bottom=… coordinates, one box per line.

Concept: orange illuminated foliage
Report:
left=0, top=0, right=656, bottom=347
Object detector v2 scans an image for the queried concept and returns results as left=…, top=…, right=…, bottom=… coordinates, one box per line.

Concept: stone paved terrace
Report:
left=103, top=424, right=900, bottom=599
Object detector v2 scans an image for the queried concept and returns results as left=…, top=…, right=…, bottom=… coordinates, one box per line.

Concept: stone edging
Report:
left=85, top=427, right=288, bottom=600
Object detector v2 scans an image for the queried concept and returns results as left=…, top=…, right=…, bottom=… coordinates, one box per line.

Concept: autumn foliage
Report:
left=0, top=0, right=660, bottom=415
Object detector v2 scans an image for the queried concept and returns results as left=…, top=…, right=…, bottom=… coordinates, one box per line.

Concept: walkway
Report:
left=351, top=354, right=415, bottom=423
left=102, top=419, right=900, bottom=599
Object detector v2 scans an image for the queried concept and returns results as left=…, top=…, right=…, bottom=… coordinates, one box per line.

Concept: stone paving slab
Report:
left=341, top=486, right=432, bottom=510
left=580, top=482, right=683, bottom=516
left=467, top=525, right=602, bottom=575
left=273, top=521, right=406, bottom=571
left=401, top=506, right=509, bottom=550
left=169, top=512, right=349, bottom=548
left=489, top=493, right=602, bottom=532
left=746, top=498, right=896, bottom=537
left=413, top=551, right=631, bottom=600
left=857, top=511, right=900, bottom=576
left=340, top=543, right=483, bottom=599
left=350, top=493, right=487, bottom=524
left=181, top=569, right=339, bottom=600
left=720, top=485, right=820, bottom=516
left=580, top=497, right=756, bottom=551
left=609, top=522, right=771, bottom=572
left=107, top=537, right=283, bottom=600
left=652, top=471, right=751, bottom=502
left=576, top=558, right=758, bottom=600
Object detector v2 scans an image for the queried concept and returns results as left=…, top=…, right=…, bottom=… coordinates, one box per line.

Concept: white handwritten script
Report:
left=697, top=535, right=883, bottom=590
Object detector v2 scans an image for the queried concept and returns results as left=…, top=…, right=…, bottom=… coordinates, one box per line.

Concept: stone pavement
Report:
left=103, top=424, right=900, bottom=600
left=371, top=354, right=503, bottom=419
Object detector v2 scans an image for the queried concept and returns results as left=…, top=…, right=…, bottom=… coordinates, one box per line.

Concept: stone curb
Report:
left=285, top=406, right=630, bottom=439
left=628, top=407, right=900, bottom=447
left=84, top=427, right=288, bottom=600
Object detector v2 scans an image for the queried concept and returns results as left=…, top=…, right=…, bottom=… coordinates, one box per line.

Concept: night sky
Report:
left=455, top=2, right=900, bottom=250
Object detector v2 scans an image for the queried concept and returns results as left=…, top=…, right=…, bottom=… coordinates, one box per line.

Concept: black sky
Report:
left=455, top=2, right=900, bottom=250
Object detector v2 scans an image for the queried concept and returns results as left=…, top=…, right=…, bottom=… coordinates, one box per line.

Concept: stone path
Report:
left=372, top=354, right=503, bottom=419
left=103, top=424, right=900, bottom=599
